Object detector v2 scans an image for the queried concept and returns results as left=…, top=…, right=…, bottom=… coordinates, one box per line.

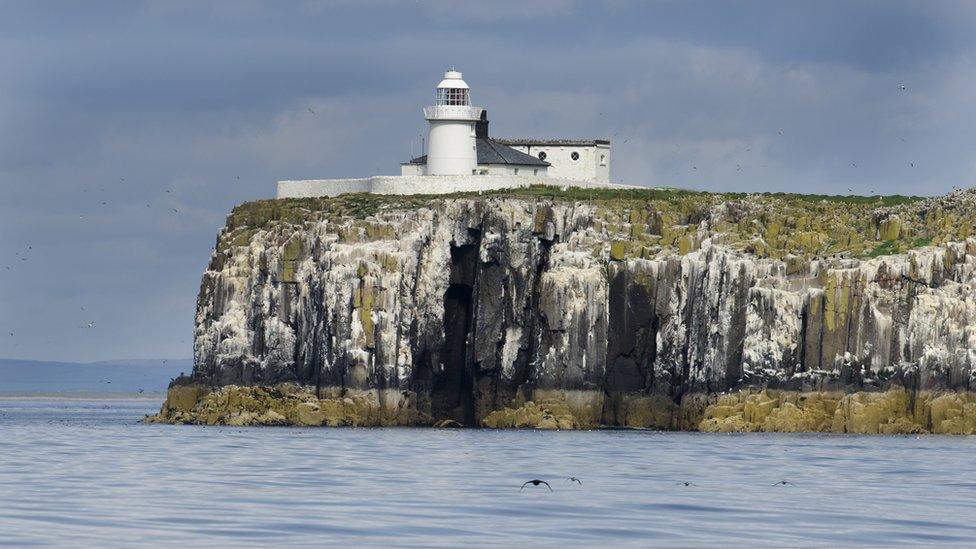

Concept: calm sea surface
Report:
left=1, top=398, right=975, bottom=547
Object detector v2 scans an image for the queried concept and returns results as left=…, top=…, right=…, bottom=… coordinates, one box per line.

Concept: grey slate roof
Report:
left=405, top=137, right=550, bottom=167
left=495, top=138, right=610, bottom=146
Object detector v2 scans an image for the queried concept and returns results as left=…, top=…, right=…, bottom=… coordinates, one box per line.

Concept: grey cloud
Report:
left=1, top=0, right=974, bottom=361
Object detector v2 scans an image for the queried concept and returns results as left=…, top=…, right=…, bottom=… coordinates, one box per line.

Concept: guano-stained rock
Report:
left=148, top=187, right=976, bottom=431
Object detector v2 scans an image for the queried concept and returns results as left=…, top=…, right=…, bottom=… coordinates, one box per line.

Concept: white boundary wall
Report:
left=276, top=175, right=640, bottom=199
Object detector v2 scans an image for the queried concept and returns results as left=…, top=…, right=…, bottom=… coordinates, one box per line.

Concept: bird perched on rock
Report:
left=521, top=479, right=552, bottom=491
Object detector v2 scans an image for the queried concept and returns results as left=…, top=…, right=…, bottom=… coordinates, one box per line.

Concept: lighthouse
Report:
left=423, top=70, right=483, bottom=175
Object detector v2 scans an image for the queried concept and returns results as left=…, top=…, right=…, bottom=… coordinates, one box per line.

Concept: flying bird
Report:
left=308, top=107, right=316, bottom=115
left=676, top=481, right=698, bottom=487
left=566, top=477, right=582, bottom=485
left=909, top=162, right=915, bottom=168
left=899, top=85, right=907, bottom=91
left=771, top=480, right=796, bottom=486
left=520, top=479, right=552, bottom=492
left=82, top=321, right=95, bottom=329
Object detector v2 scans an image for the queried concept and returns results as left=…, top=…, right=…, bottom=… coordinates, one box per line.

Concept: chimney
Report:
left=475, top=110, right=489, bottom=138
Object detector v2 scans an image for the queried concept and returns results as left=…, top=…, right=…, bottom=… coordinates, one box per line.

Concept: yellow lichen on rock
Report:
left=480, top=400, right=581, bottom=430
left=928, top=394, right=976, bottom=435
left=149, top=384, right=976, bottom=434
left=618, top=394, right=677, bottom=429
left=145, top=384, right=432, bottom=427
left=698, top=389, right=976, bottom=434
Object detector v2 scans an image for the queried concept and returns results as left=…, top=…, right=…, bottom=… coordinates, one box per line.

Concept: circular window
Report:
left=537, top=151, right=547, bottom=160
left=571, top=151, right=580, bottom=161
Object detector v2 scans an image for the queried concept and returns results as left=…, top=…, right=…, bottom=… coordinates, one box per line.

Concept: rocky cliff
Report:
left=150, top=187, right=976, bottom=433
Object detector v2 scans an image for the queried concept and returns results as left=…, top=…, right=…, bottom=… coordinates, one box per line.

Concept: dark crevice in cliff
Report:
left=507, top=236, right=554, bottom=406
left=311, top=287, right=325, bottom=397
left=431, top=239, right=480, bottom=424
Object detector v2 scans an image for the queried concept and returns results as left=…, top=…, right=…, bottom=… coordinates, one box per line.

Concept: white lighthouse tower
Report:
left=423, top=70, right=483, bottom=175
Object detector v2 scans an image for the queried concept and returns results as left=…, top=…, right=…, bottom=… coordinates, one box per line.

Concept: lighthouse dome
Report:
left=436, top=70, right=469, bottom=89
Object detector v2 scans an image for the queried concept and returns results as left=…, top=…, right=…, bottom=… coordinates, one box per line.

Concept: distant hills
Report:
left=0, top=358, right=190, bottom=394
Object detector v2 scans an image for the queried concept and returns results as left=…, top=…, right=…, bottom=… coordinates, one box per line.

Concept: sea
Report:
left=1, top=397, right=975, bottom=547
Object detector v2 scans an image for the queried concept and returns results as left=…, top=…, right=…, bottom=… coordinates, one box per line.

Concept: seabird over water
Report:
left=520, top=479, right=552, bottom=492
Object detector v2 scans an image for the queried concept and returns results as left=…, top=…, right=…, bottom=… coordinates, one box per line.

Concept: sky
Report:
left=2, top=0, right=976, bottom=362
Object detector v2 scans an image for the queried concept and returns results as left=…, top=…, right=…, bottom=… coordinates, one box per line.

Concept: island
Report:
left=148, top=186, right=976, bottom=433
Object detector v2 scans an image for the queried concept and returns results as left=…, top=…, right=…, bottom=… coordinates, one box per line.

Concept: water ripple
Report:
left=1, top=398, right=976, bottom=546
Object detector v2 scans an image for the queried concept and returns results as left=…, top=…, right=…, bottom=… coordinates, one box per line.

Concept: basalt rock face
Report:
left=153, top=188, right=976, bottom=429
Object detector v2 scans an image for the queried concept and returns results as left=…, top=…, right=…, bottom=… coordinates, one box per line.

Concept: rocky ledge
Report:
left=148, top=186, right=976, bottom=432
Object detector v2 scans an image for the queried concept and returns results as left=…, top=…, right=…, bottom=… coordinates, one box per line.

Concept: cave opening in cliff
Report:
left=432, top=241, right=479, bottom=425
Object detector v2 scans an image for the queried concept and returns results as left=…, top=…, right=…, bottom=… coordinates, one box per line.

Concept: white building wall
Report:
left=276, top=178, right=372, bottom=198
left=400, top=163, right=425, bottom=176
left=504, top=144, right=610, bottom=183
left=277, top=174, right=636, bottom=199
left=401, top=163, right=546, bottom=177
left=479, top=164, right=547, bottom=176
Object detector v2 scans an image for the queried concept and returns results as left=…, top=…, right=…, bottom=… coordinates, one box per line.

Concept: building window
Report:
left=600, top=154, right=607, bottom=166
left=571, top=151, right=580, bottom=161
left=537, top=151, right=547, bottom=160
left=533, top=169, right=538, bottom=175
left=514, top=168, right=519, bottom=175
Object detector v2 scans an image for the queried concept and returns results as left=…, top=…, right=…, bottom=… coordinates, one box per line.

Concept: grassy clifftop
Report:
left=219, top=186, right=974, bottom=261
